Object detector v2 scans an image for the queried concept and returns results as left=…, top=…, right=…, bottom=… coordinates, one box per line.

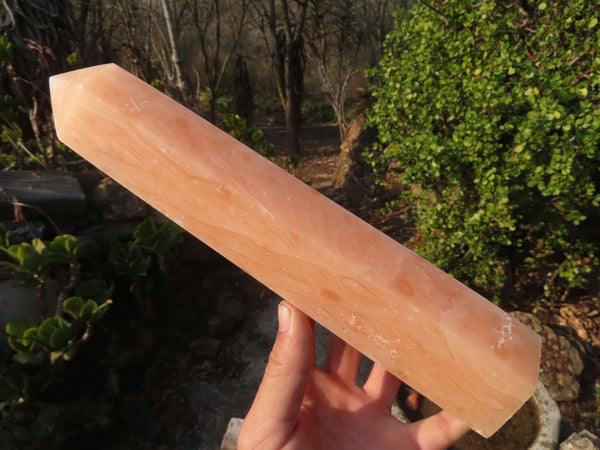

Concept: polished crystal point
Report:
left=50, top=64, right=541, bottom=437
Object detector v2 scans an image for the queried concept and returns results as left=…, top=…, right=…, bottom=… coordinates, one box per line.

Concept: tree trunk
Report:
left=283, top=31, right=305, bottom=159
left=254, top=0, right=307, bottom=159
left=234, top=55, right=254, bottom=125
left=333, top=111, right=377, bottom=202
left=209, top=92, right=218, bottom=124
left=190, top=0, right=248, bottom=123
left=284, top=47, right=302, bottom=158
left=159, top=0, right=187, bottom=97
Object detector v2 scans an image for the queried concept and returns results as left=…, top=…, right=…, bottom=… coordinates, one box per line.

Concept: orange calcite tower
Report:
left=50, top=64, right=541, bottom=437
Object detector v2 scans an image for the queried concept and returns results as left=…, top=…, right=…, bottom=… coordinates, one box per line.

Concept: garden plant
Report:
left=368, top=0, right=600, bottom=301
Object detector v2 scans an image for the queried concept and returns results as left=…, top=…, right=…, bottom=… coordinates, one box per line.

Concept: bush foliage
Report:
left=222, top=113, right=275, bottom=159
left=369, top=0, right=600, bottom=298
left=0, top=219, right=183, bottom=448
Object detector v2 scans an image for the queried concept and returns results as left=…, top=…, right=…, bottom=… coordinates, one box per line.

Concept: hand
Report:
left=238, top=301, right=469, bottom=450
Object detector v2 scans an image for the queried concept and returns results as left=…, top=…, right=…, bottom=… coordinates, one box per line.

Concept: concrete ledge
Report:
left=0, top=170, right=85, bottom=219
left=531, top=380, right=561, bottom=449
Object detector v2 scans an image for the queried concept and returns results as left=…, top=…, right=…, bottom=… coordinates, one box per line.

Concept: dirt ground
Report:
left=120, top=114, right=600, bottom=449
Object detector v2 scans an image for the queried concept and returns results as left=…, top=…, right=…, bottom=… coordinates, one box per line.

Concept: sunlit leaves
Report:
left=369, top=0, right=600, bottom=299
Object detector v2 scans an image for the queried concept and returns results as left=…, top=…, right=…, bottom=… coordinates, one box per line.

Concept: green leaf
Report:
left=66, top=52, right=82, bottom=69
left=6, top=317, right=39, bottom=351
left=0, top=374, right=25, bottom=399
left=79, top=300, right=98, bottom=322
left=0, top=36, right=14, bottom=65
left=14, top=351, right=36, bottom=364
left=37, top=317, right=70, bottom=346
left=21, top=327, right=38, bottom=350
left=6, top=316, right=38, bottom=337
left=90, top=299, right=112, bottom=323
left=63, top=296, right=111, bottom=322
left=133, top=218, right=182, bottom=254
left=74, top=278, right=113, bottom=302
left=31, top=238, right=46, bottom=255
left=46, top=234, right=79, bottom=265
left=49, top=326, right=72, bottom=350
left=7, top=243, right=42, bottom=270
left=111, top=242, right=151, bottom=278
left=63, top=296, right=84, bottom=319
left=0, top=226, right=12, bottom=248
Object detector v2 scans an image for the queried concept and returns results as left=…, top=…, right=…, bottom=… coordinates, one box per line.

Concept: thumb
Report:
left=238, top=301, right=314, bottom=449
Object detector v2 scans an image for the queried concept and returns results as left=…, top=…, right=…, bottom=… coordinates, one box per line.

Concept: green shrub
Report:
left=199, top=88, right=232, bottom=113
left=302, top=97, right=336, bottom=123
left=0, top=218, right=183, bottom=448
left=66, top=52, right=82, bottom=69
left=222, top=113, right=275, bottom=159
left=368, top=0, right=600, bottom=299
left=254, top=92, right=283, bottom=113
left=150, top=78, right=166, bottom=93
left=0, top=94, right=47, bottom=170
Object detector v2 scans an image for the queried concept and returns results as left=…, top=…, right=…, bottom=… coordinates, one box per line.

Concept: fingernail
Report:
left=278, top=302, right=291, bottom=333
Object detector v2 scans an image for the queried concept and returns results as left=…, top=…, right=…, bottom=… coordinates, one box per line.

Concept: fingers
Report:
left=406, top=410, right=470, bottom=450
left=323, top=333, right=361, bottom=384
left=238, top=301, right=314, bottom=449
left=363, top=363, right=402, bottom=410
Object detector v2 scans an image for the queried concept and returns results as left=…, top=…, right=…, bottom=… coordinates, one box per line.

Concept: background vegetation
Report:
left=0, top=0, right=407, bottom=164
left=369, top=0, right=600, bottom=301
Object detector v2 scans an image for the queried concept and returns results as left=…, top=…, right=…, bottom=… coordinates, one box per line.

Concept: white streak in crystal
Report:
left=370, top=334, right=391, bottom=346
left=128, top=97, right=140, bottom=112
left=497, top=316, right=514, bottom=348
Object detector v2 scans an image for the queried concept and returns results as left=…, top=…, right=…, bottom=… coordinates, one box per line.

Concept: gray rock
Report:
left=91, top=177, right=148, bottom=220
left=530, top=380, right=561, bottom=450
left=183, top=299, right=280, bottom=449
left=0, top=280, right=41, bottom=329
left=559, top=430, right=600, bottom=449
left=7, top=220, right=45, bottom=242
left=512, top=312, right=584, bottom=401
left=220, top=417, right=243, bottom=450
left=0, top=170, right=85, bottom=219
left=391, top=400, right=409, bottom=424
left=550, top=334, right=584, bottom=401
left=207, top=297, right=246, bottom=337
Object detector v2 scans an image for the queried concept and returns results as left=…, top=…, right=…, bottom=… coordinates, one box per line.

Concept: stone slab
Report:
left=0, top=170, right=85, bottom=219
